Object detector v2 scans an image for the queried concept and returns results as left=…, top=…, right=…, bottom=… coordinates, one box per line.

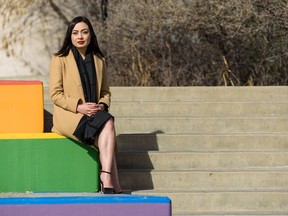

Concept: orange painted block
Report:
left=0, top=80, right=44, bottom=133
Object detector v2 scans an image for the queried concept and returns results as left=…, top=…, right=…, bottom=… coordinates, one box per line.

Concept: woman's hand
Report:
left=77, top=102, right=105, bottom=117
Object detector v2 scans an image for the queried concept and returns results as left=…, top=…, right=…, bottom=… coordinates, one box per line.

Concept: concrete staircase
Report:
left=8, top=75, right=288, bottom=215
left=110, top=87, right=288, bottom=215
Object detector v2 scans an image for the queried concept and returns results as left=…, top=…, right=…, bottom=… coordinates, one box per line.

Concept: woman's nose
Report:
left=78, top=33, right=83, bottom=39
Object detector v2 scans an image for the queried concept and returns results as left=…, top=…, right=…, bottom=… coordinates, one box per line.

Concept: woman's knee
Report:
left=103, top=118, right=115, bottom=131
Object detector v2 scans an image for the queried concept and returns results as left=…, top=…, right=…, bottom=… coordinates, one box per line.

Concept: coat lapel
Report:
left=66, top=50, right=85, bottom=100
left=94, top=55, right=102, bottom=101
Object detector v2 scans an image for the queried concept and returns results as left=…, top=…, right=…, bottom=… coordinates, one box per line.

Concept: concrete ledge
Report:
left=0, top=133, right=99, bottom=193
left=0, top=194, right=171, bottom=216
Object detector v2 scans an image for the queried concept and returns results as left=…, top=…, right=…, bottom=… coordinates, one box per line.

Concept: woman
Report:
left=49, top=16, right=122, bottom=194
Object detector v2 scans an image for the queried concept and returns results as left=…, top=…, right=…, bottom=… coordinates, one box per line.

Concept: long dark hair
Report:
left=55, top=16, right=104, bottom=58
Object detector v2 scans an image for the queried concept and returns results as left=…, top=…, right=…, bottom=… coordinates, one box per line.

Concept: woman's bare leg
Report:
left=111, top=154, right=122, bottom=193
left=94, top=118, right=122, bottom=192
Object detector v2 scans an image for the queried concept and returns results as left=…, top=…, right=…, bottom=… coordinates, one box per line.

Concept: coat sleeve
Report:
left=49, top=55, right=80, bottom=113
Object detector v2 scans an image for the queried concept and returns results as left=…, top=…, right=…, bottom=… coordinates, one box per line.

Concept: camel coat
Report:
left=49, top=50, right=111, bottom=140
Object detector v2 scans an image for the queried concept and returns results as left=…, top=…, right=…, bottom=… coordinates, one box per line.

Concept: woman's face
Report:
left=71, top=22, right=91, bottom=51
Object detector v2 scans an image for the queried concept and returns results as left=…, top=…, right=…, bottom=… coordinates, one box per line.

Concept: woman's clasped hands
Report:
left=77, top=102, right=105, bottom=117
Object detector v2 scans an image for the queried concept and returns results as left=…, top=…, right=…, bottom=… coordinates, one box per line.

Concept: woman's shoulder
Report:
left=93, top=53, right=106, bottom=63
left=50, top=54, right=63, bottom=64
left=51, top=50, right=73, bottom=63
left=53, top=49, right=72, bottom=58
left=51, top=54, right=64, bottom=61
left=50, top=53, right=69, bottom=68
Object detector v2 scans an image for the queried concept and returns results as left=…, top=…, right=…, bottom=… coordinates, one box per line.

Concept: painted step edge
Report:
left=0, top=133, right=64, bottom=140
left=0, top=194, right=172, bottom=216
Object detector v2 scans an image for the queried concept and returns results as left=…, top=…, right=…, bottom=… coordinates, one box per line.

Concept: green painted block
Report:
left=0, top=137, right=99, bottom=192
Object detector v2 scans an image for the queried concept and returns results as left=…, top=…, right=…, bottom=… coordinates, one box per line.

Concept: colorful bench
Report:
left=0, top=133, right=99, bottom=193
left=0, top=80, right=99, bottom=192
left=0, top=79, right=172, bottom=215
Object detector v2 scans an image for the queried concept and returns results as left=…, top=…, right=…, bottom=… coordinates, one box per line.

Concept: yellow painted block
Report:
left=0, top=132, right=64, bottom=139
left=0, top=80, right=44, bottom=133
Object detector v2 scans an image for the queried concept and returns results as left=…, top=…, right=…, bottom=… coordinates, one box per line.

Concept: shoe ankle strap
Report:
left=101, top=170, right=112, bottom=175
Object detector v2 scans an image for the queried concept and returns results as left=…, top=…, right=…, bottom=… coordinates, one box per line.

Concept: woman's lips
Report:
left=77, top=41, right=85, bottom=44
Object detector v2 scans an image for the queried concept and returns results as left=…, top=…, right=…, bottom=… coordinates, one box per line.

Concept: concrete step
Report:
left=118, top=170, right=288, bottom=191
left=117, top=133, right=288, bottom=152
left=4, top=76, right=288, bottom=102
left=44, top=103, right=53, bottom=113
left=44, top=114, right=288, bottom=134
left=113, top=117, right=288, bottom=134
left=42, top=86, right=288, bottom=103
left=116, top=152, right=288, bottom=170
left=131, top=190, right=288, bottom=215
left=110, top=101, right=288, bottom=117
left=44, top=101, right=288, bottom=117
left=173, top=214, right=288, bottom=216
left=44, top=103, right=288, bottom=133
left=109, top=87, right=288, bottom=102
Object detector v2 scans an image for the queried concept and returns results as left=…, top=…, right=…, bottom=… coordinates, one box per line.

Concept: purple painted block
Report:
left=0, top=195, right=171, bottom=216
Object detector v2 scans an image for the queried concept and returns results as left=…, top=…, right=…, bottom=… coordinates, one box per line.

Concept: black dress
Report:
left=72, top=46, right=113, bottom=146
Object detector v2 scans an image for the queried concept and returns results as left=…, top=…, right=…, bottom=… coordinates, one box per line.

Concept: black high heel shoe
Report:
left=100, top=171, right=115, bottom=194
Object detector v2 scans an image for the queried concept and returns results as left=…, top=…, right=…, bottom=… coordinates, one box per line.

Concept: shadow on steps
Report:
left=116, top=131, right=164, bottom=192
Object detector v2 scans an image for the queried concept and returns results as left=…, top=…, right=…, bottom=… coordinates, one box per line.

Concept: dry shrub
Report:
left=1, top=0, right=288, bottom=85
left=101, top=0, right=195, bottom=86
left=192, top=0, right=288, bottom=86
left=102, top=0, right=288, bottom=86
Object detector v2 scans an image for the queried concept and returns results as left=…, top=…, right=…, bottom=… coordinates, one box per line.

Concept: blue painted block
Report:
left=0, top=194, right=171, bottom=216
